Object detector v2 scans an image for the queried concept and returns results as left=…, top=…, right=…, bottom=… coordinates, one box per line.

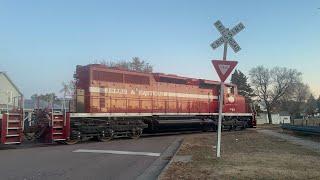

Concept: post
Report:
left=223, top=41, right=228, bottom=60
left=217, top=41, right=228, bottom=158
left=216, top=82, right=224, bottom=158
left=22, top=95, right=25, bottom=131
left=63, top=91, right=67, bottom=126
left=6, top=102, right=9, bottom=113
left=223, top=28, right=229, bottom=60
left=6, top=91, right=10, bottom=113
left=51, top=95, right=54, bottom=127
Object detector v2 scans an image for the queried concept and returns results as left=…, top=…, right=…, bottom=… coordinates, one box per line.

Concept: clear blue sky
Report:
left=1, top=0, right=319, bottom=98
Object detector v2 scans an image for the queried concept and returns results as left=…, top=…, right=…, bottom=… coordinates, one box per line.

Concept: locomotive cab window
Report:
left=227, top=86, right=234, bottom=94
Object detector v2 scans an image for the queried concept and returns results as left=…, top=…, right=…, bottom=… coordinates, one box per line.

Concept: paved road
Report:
left=0, top=135, right=180, bottom=180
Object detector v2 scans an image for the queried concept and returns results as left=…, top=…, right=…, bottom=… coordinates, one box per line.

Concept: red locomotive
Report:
left=75, top=64, right=248, bottom=114
left=64, top=64, right=255, bottom=143
left=1, top=64, right=256, bottom=145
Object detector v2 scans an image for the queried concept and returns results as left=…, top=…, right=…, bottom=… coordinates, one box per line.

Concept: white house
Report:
left=256, top=111, right=291, bottom=124
left=0, top=72, right=23, bottom=113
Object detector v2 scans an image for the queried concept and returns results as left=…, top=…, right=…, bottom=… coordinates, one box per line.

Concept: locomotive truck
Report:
left=0, top=64, right=256, bottom=145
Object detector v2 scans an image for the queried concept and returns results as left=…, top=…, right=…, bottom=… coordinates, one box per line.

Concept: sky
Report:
left=1, top=0, right=320, bottom=98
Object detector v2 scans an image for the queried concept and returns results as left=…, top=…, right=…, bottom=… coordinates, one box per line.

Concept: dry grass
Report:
left=161, top=130, right=320, bottom=180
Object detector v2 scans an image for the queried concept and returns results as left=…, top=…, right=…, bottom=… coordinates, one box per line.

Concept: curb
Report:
left=136, top=136, right=184, bottom=180
left=156, top=137, right=184, bottom=180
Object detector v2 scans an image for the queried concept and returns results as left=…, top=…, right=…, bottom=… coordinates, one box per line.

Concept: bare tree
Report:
left=30, top=93, right=57, bottom=102
left=306, top=94, right=317, bottom=116
left=130, top=57, right=153, bottom=73
left=249, top=66, right=302, bottom=124
left=130, top=57, right=144, bottom=71
left=276, top=82, right=310, bottom=120
left=97, top=57, right=153, bottom=73
left=294, top=83, right=311, bottom=104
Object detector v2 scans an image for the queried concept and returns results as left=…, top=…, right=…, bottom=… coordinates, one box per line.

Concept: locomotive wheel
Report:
left=130, top=128, right=142, bottom=139
left=65, top=139, right=78, bottom=145
left=64, top=130, right=80, bottom=145
left=96, top=129, right=114, bottom=142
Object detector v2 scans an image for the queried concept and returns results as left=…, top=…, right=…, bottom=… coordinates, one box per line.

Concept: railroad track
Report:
left=0, top=129, right=247, bottom=150
left=281, top=124, right=320, bottom=135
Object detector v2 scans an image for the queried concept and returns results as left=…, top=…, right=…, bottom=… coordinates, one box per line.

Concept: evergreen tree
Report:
left=230, top=69, right=254, bottom=103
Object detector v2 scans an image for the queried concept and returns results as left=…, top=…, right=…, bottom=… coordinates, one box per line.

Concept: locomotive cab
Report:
left=223, top=84, right=246, bottom=113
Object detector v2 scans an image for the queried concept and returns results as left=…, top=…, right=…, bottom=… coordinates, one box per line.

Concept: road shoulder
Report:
left=136, top=136, right=184, bottom=180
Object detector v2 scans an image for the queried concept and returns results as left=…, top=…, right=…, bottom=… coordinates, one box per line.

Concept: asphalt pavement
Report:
left=0, top=135, right=180, bottom=180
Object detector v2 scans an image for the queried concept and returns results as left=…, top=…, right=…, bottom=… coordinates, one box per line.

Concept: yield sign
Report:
left=212, top=60, right=238, bottom=82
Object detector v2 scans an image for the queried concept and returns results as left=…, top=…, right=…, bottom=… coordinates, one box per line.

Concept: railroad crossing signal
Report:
left=210, top=20, right=245, bottom=53
left=210, top=20, right=244, bottom=159
left=212, top=60, right=238, bottom=82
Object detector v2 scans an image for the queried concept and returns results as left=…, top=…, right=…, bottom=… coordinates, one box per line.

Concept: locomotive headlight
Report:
left=228, top=96, right=235, bottom=103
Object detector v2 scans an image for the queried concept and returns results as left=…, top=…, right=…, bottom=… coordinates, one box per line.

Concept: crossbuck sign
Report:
left=210, top=20, right=245, bottom=53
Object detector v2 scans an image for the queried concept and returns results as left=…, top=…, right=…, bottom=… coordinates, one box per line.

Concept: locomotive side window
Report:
left=92, top=70, right=123, bottom=83
left=124, top=74, right=150, bottom=85
left=199, top=82, right=215, bottom=89
left=159, top=77, right=186, bottom=84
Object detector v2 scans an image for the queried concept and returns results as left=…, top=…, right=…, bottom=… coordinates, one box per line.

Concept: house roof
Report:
left=0, top=72, right=23, bottom=95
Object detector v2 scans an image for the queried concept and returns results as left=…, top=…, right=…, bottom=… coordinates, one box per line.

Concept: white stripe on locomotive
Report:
left=89, top=87, right=219, bottom=100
